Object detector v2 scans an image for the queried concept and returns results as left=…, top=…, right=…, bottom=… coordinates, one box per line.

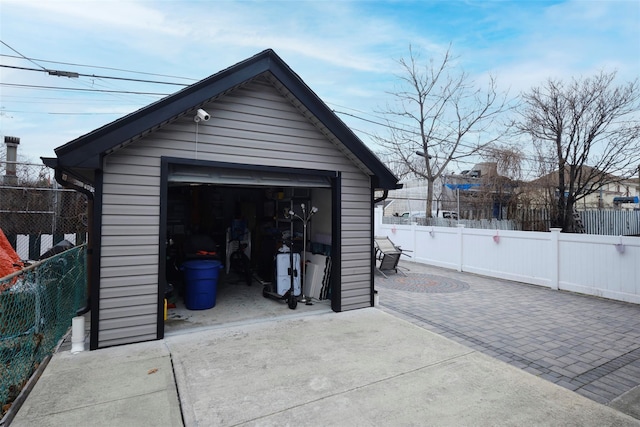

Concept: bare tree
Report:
left=481, top=144, right=525, bottom=181
left=374, top=151, right=412, bottom=180
left=517, top=71, right=640, bottom=232
left=375, top=45, right=512, bottom=217
left=477, top=145, right=525, bottom=218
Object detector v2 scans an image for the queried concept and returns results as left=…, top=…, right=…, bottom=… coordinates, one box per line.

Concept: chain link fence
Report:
left=1, top=161, right=89, bottom=416
left=1, top=162, right=88, bottom=259
left=0, top=246, right=87, bottom=416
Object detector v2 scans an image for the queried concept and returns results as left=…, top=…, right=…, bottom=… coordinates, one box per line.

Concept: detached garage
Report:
left=43, top=49, right=400, bottom=350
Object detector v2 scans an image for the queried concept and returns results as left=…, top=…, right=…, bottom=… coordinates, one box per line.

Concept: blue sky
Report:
left=1, top=0, right=638, bottom=170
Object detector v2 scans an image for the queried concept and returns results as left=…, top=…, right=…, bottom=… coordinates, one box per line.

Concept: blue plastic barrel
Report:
left=181, top=260, right=223, bottom=310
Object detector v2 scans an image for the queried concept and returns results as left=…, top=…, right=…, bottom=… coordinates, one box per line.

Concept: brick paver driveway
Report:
left=376, top=261, right=640, bottom=407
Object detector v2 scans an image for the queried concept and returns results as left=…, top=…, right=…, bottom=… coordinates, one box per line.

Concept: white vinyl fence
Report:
left=580, top=210, right=640, bottom=236
left=375, top=208, right=640, bottom=304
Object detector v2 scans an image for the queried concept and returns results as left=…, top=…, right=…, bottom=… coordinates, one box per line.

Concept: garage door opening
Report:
left=161, top=160, right=337, bottom=334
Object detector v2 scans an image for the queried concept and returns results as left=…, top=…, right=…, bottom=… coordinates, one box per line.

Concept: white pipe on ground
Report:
left=71, top=316, right=85, bottom=353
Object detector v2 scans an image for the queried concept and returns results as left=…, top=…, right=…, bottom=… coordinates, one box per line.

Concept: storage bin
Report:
left=181, top=260, right=222, bottom=310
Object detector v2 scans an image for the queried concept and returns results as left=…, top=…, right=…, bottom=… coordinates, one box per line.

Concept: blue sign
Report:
left=445, top=183, right=481, bottom=190
left=613, top=196, right=639, bottom=204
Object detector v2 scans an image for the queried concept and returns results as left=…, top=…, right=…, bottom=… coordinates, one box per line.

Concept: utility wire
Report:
left=1, top=39, right=171, bottom=105
left=0, top=41, right=564, bottom=171
left=333, top=109, right=395, bottom=130
left=3, top=109, right=124, bottom=115
left=0, top=82, right=169, bottom=96
left=334, top=108, right=556, bottom=168
left=348, top=125, right=548, bottom=177
left=0, top=40, right=47, bottom=71
left=2, top=80, right=553, bottom=171
left=0, top=53, right=198, bottom=82
left=3, top=95, right=143, bottom=105
left=0, top=64, right=190, bottom=86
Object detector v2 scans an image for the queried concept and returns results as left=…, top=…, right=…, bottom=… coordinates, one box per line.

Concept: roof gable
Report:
left=50, top=49, right=399, bottom=190
left=530, top=165, right=620, bottom=187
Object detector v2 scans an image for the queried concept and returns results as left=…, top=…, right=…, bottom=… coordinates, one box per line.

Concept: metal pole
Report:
left=457, top=188, right=460, bottom=224
left=289, top=207, right=295, bottom=302
left=288, top=204, right=317, bottom=305
left=52, top=178, right=58, bottom=235
left=301, top=204, right=307, bottom=304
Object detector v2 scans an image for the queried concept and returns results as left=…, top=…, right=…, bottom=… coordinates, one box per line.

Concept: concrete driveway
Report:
left=12, top=308, right=639, bottom=426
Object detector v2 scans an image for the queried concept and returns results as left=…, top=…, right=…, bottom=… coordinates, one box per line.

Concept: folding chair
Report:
left=374, top=236, right=411, bottom=278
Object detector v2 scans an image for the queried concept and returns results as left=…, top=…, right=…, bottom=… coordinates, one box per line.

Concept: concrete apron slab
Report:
left=166, top=308, right=638, bottom=426
left=10, top=340, right=182, bottom=427
left=612, top=386, right=640, bottom=420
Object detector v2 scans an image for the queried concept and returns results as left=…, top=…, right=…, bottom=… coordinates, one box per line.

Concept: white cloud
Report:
left=1, top=0, right=637, bottom=159
left=460, top=0, right=640, bottom=94
left=3, top=0, right=186, bottom=36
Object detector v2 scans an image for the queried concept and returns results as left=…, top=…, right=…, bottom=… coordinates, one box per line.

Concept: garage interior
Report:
left=163, top=166, right=335, bottom=334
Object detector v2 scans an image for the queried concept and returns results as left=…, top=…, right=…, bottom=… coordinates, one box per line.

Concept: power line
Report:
left=2, top=95, right=142, bottom=105
left=2, top=79, right=555, bottom=171
left=0, top=41, right=196, bottom=117
left=0, top=53, right=198, bottom=82
left=0, top=82, right=169, bottom=96
left=349, top=124, right=552, bottom=178
left=1, top=39, right=168, bottom=106
left=0, top=40, right=47, bottom=71
left=3, top=109, right=128, bottom=115
left=332, top=108, right=562, bottom=170
left=0, top=39, right=189, bottom=113
left=334, top=109, right=545, bottom=161
left=0, top=64, right=190, bottom=86
left=0, top=42, right=580, bottom=173
left=348, top=126, right=566, bottom=181
left=333, top=109, right=395, bottom=130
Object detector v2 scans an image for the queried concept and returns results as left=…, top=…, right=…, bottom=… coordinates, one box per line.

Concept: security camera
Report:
left=194, top=109, right=210, bottom=122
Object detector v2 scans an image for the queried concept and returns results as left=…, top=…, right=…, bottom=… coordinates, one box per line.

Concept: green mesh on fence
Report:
left=0, top=244, right=87, bottom=415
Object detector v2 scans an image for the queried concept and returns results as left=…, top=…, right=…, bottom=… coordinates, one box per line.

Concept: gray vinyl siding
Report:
left=97, top=77, right=374, bottom=347
left=340, top=174, right=374, bottom=310
left=99, top=154, right=161, bottom=347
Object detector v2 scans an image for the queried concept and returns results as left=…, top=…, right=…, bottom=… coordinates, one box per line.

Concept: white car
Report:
left=401, top=210, right=458, bottom=220
left=439, top=211, right=458, bottom=219
left=400, top=211, right=426, bottom=219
